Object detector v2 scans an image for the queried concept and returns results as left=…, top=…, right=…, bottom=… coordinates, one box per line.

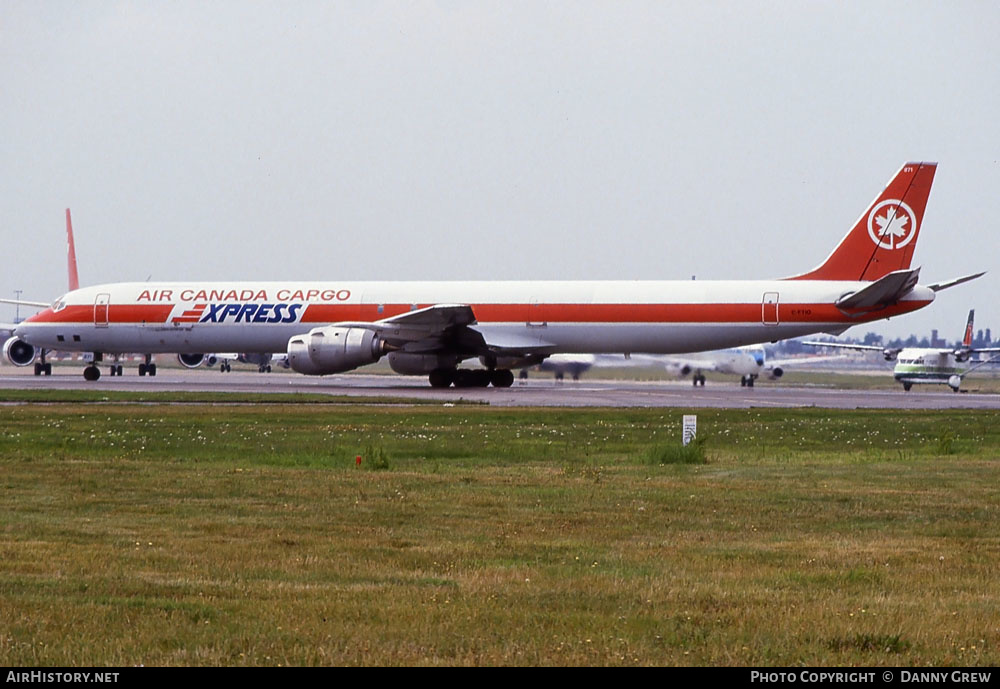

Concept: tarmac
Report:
left=3, top=366, right=1000, bottom=409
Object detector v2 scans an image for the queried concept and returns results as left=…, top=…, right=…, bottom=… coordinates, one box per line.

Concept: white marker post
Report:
left=682, top=415, right=697, bottom=446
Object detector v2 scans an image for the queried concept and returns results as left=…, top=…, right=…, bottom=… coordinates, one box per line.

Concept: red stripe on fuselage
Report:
left=26, top=304, right=175, bottom=324
left=24, top=299, right=931, bottom=327
left=303, top=301, right=929, bottom=324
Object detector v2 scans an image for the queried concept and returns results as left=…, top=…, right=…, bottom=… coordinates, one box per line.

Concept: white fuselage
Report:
left=15, top=279, right=933, bottom=360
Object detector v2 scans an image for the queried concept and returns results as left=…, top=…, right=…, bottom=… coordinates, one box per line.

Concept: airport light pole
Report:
left=14, top=290, right=22, bottom=323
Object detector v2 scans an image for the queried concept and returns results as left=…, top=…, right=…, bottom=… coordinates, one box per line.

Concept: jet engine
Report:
left=287, top=326, right=385, bottom=375
left=3, top=337, right=38, bottom=367
left=177, top=353, right=208, bottom=368
left=662, top=362, right=692, bottom=378
left=765, top=366, right=784, bottom=380
left=388, top=352, right=459, bottom=375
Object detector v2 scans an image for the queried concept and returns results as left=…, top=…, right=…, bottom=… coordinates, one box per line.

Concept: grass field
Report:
left=2, top=402, right=999, bottom=666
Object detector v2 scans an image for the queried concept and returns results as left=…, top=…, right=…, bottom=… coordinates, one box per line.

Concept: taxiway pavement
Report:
left=2, top=367, right=1000, bottom=409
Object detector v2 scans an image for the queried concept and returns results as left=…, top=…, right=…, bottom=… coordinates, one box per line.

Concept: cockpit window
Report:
left=51, top=296, right=67, bottom=312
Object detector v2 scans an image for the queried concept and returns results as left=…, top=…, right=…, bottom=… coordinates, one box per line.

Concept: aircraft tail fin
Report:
left=66, top=208, right=80, bottom=291
left=962, top=309, right=975, bottom=348
left=788, top=162, right=937, bottom=282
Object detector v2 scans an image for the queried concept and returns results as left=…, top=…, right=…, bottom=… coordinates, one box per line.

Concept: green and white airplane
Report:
left=805, top=310, right=1000, bottom=392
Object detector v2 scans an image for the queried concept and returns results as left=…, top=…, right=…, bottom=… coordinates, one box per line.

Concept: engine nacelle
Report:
left=388, top=352, right=460, bottom=375
left=765, top=366, right=784, bottom=380
left=177, top=353, right=207, bottom=369
left=882, top=349, right=899, bottom=362
left=287, top=326, right=384, bottom=375
left=4, top=337, right=38, bottom=367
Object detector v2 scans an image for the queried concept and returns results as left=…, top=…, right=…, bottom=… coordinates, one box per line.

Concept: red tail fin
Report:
left=66, top=208, right=80, bottom=291
left=789, top=162, right=937, bottom=282
left=962, top=309, right=975, bottom=348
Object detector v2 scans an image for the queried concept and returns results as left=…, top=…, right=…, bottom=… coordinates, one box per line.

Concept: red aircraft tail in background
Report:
left=66, top=208, right=79, bottom=292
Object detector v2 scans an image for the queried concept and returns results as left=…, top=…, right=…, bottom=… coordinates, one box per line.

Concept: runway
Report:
left=3, top=366, right=1000, bottom=409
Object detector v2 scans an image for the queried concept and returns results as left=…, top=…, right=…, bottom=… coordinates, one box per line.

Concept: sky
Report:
left=2, top=1, right=998, bottom=341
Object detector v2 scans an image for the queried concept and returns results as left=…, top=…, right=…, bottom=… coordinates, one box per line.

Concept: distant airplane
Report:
left=535, top=346, right=838, bottom=386
left=1, top=210, right=154, bottom=376
left=804, top=310, right=1000, bottom=391
left=0, top=210, right=84, bottom=375
left=177, top=351, right=278, bottom=373
left=6, top=163, right=986, bottom=384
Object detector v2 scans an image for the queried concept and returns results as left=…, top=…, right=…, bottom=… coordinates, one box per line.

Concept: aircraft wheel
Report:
left=740, top=376, right=746, bottom=387
left=491, top=369, right=515, bottom=388
left=83, top=366, right=101, bottom=382
left=902, top=382, right=912, bottom=391
left=139, top=363, right=147, bottom=376
left=148, top=364, right=157, bottom=376
left=34, top=363, right=42, bottom=376
left=266, top=365, right=272, bottom=373
left=44, top=363, right=52, bottom=376
left=747, top=376, right=755, bottom=388
left=429, top=368, right=455, bottom=388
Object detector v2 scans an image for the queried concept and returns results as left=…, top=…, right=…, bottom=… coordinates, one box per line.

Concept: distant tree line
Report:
left=773, top=326, right=994, bottom=354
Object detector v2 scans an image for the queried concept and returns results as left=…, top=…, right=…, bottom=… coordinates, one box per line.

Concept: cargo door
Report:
left=94, top=293, right=110, bottom=328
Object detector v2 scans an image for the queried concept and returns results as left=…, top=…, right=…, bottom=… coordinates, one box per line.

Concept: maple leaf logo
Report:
left=867, top=200, right=917, bottom=250
left=875, top=207, right=909, bottom=243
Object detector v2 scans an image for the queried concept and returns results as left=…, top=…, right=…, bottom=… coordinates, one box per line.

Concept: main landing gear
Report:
left=740, top=375, right=756, bottom=388
left=138, top=354, right=157, bottom=377
left=428, top=368, right=515, bottom=388
left=33, top=350, right=52, bottom=376
left=692, top=374, right=707, bottom=386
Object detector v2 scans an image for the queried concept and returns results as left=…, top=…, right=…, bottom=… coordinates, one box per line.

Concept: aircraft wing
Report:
left=766, top=354, right=849, bottom=367
left=801, top=341, right=887, bottom=353
left=0, top=298, right=50, bottom=308
left=332, top=303, right=557, bottom=357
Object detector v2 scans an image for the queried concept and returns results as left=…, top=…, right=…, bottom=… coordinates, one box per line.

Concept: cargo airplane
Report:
left=805, top=309, right=1000, bottom=392
left=5, top=163, right=984, bottom=387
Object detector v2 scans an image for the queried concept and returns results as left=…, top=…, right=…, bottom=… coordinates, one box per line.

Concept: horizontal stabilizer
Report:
left=835, top=268, right=920, bottom=311
left=927, top=272, right=986, bottom=292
